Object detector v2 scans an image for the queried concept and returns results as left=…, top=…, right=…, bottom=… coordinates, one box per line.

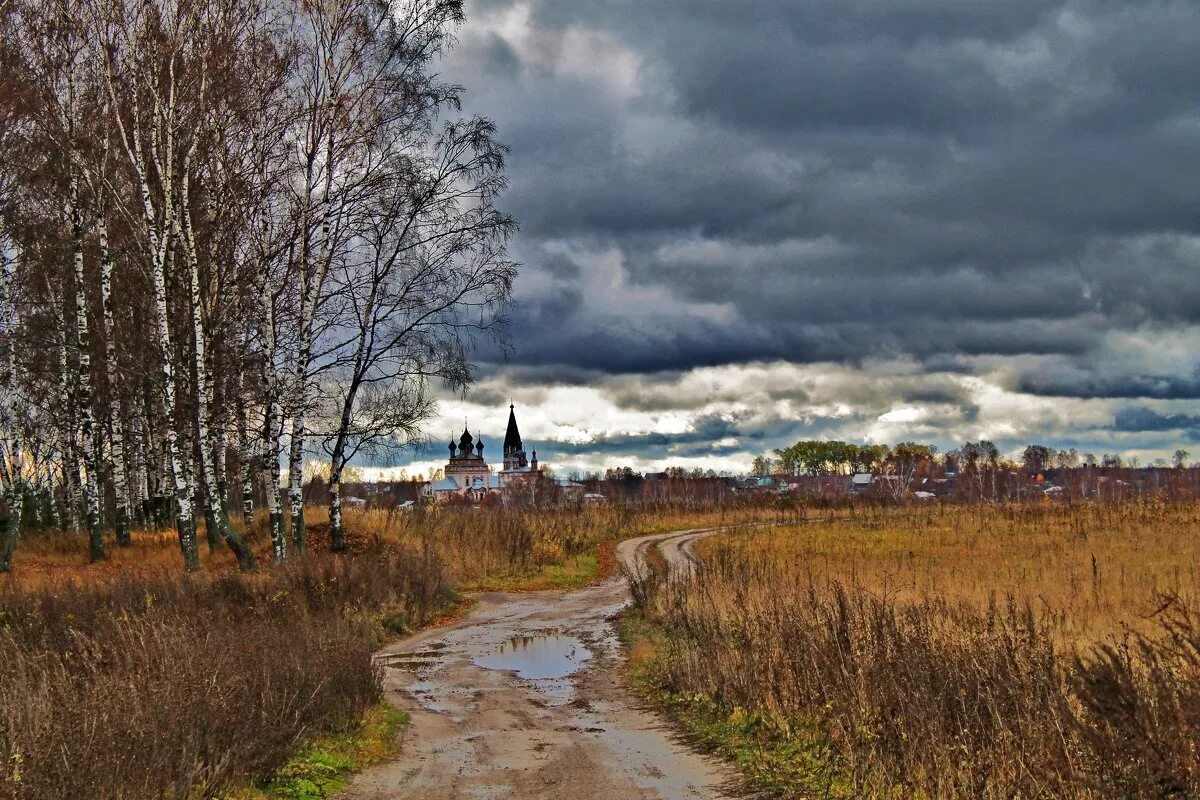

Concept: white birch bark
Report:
left=256, top=224, right=286, bottom=561
left=178, top=165, right=255, bottom=570
left=51, top=273, right=80, bottom=531
left=0, top=462, right=22, bottom=573
left=130, top=411, right=150, bottom=523
left=234, top=332, right=254, bottom=527
left=0, top=249, right=20, bottom=570
left=105, top=72, right=200, bottom=569
left=52, top=57, right=106, bottom=560
left=97, top=212, right=131, bottom=545
left=96, top=9, right=211, bottom=566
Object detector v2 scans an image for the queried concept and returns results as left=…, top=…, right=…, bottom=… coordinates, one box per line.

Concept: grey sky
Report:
left=391, top=0, right=1200, bottom=476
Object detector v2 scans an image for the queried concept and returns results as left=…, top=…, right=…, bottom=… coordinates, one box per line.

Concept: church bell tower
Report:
left=502, top=404, right=529, bottom=471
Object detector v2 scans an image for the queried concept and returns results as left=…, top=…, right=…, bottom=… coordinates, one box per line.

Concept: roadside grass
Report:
left=226, top=704, right=409, bottom=800
left=618, top=611, right=857, bottom=799
left=0, top=547, right=454, bottom=800
left=460, top=552, right=600, bottom=592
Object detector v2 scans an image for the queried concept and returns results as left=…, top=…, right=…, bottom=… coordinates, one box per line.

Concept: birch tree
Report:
left=320, top=115, right=516, bottom=550
left=0, top=0, right=517, bottom=571
left=95, top=159, right=133, bottom=546
left=97, top=0, right=208, bottom=570
left=179, top=159, right=255, bottom=569
left=0, top=243, right=24, bottom=572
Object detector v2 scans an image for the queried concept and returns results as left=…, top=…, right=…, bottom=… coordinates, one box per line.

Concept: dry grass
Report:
left=0, top=498, right=790, bottom=799
left=632, top=501, right=1200, bottom=798
left=0, top=548, right=453, bottom=800
left=2, top=502, right=791, bottom=590
left=314, top=503, right=793, bottom=591
left=702, top=501, right=1200, bottom=645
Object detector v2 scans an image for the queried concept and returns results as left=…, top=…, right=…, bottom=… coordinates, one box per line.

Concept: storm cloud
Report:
left=392, top=0, right=1200, bottom=474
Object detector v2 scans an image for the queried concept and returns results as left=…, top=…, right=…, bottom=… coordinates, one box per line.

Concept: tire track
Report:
left=342, top=525, right=748, bottom=800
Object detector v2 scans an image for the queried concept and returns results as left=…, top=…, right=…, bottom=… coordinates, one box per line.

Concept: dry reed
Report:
left=633, top=501, right=1200, bottom=798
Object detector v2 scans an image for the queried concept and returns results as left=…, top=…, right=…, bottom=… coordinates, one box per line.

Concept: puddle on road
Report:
left=473, top=632, right=592, bottom=680
left=380, top=648, right=446, bottom=672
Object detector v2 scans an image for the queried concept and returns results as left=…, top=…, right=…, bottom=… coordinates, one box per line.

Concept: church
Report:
left=422, top=405, right=540, bottom=502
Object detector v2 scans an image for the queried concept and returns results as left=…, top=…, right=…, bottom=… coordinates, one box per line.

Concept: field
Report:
left=628, top=501, right=1200, bottom=798
left=0, top=501, right=789, bottom=800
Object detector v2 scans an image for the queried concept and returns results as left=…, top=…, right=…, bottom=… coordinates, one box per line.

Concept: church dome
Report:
left=459, top=427, right=474, bottom=449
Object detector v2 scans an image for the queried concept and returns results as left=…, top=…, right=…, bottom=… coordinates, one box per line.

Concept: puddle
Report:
left=473, top=632, right=592, bottom=680
left=380, top=649, right=446, bottom=672
left=408, top=679, right=453, bottom=713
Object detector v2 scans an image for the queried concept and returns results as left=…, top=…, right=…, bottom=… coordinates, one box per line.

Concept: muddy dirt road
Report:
left=341, top=528, right=740, bottom=800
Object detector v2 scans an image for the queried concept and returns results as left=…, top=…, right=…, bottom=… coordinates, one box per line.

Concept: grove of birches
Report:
left=0, top=0, right=516, bottom=572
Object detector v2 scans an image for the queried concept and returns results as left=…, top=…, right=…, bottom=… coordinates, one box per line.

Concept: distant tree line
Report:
left=753, top=440, right=1194, bottom=478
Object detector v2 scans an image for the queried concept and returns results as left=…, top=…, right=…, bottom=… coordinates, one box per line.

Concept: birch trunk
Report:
left=106, top=65, right=201, bottom=568
left=256, top=234, right=286, bottom=561
left=288, top=85, right=338, bottom=552
left=27, top=450, right=43, bottom=529
left=179, top=169, right=254, bottom=570
left=327, top=403, right=354, bottom=552
left=0, top=478, right=21, bottom=574
left=70, top=172, right=105, bottom=562
left=47, top=466, right=63, bottom=531
left=0, top=251, right=20, bottom=570
left=98, top=214, right=131, bottom=545
left=234, top=351, right=254, bottom=527
left=214, top=391, right=229, bottom=509
left=155, top=233, right=199, bottom=569
left=139, top=387, right=162, bottom=526
left=327, top=272, right=378, bottom=551
left=326, top=376, right=361, bottom=552
left=55, top=311, right=79, bottom=531
left=286, top=412, right=305, bottom=549
left=131, top=414, right=150, bottom=525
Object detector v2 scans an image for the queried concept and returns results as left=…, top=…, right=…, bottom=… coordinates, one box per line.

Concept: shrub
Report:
left=0, top=549, right=453, bottom=799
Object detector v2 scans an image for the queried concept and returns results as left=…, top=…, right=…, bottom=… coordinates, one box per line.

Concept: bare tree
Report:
left=0, top=0, right=515, bottom=572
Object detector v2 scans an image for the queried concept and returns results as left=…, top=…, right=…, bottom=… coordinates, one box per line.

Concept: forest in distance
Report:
left=0, top=0, right=515, bottom=572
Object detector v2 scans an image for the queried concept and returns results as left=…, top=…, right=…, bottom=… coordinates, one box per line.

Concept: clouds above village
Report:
left=395, top=0, right=1200, bottom=474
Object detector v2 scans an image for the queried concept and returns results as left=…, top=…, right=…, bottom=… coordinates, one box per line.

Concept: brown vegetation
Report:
left=0, top=547, right=452, bottom=799
left=632, top=501, right=1200, bottom=798
left=0, top=501, right=786, bottom=799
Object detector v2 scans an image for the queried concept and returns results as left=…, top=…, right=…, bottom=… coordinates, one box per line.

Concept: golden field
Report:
left=701, top=501, right=1200, bottom=644
left=631, top=500, right=1200, bottom=799
left=0, top=501, right=793, bottom=591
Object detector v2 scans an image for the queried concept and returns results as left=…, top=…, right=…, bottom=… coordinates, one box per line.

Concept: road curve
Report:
left=340, top=527, right=737, bottom=800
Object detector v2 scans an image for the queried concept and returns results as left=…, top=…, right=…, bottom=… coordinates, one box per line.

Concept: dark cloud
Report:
left=1018, top=369, right=1200, bottom=401
left=1112, top=407, right=1200, bottom=434
left=479, top=33, right=522, bottom=78
left=536, top=410, right=849, bottom=468
left=435, top=0, right=1200, bottom=465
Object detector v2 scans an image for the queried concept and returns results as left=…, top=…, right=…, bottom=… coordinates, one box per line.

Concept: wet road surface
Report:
left=340, top=528, right=740, bottom=800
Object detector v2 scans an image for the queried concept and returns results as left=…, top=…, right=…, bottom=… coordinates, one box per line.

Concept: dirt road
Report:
left=341, top=528, right=739, bottom=800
